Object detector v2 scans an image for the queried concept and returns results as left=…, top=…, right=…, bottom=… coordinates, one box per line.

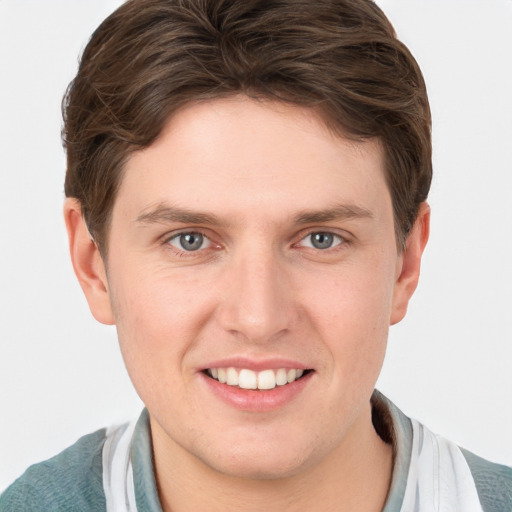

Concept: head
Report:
left=63, top=0, right=431, bottom=482
left=63, top=0, right=431, bottom=255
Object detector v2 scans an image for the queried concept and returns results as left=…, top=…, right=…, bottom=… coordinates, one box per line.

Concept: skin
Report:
left=65, top=96, right=429, bottom=511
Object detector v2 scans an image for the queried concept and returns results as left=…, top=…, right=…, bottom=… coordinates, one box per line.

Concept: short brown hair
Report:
left=63, top=0, right=432, bottom=253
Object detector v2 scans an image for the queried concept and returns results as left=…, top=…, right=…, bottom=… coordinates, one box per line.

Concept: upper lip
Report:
left=201, top=356, right=311, bottom=372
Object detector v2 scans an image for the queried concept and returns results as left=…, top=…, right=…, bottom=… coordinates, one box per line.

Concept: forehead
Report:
left=115, top=96, right=391, bottom=226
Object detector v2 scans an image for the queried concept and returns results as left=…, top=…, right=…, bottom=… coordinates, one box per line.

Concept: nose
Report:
left=216, top=246, right=298, bottom=344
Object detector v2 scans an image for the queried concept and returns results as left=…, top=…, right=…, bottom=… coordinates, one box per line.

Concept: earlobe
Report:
left=390, top=202, right=430, bottom=325
left=63, top=198, right=115, bottom=325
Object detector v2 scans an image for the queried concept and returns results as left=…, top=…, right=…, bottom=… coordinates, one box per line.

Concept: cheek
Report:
left=308, top=259, right=395, bottom=333
left=107, top=268, right=213, bottom=387
left=111, top=261, right=211, bottom=335
left=304, top=258, right=395, bottom=378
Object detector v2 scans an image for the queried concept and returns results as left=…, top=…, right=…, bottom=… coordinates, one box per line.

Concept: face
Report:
left=83, top=96, right=419, bottom=479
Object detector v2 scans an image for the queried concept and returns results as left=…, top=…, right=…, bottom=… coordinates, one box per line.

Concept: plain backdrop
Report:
left=1, top=0, right=511, bottom=491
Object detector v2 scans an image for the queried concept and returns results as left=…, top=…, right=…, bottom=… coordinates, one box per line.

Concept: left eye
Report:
left=299, top=232, right=343, bottom=250
left=168, top=232, right=211, bottom=252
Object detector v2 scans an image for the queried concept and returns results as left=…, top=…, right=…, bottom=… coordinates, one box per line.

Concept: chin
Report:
left=213, top=458, right=307, bottom=481
left=197, top=440, right=318, bottom=481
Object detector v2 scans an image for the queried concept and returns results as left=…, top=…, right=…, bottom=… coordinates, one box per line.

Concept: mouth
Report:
left=203, top=367, right=311, bottom=390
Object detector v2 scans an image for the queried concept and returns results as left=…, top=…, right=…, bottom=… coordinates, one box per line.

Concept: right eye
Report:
left=168, top=232, right=212, bottom=252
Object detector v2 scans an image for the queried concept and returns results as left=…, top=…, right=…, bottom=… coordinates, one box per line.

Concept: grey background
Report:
left=1, top=0, right=511, bottom=490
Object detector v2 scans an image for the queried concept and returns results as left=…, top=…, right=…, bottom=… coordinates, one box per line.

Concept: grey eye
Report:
left=170, top=232, right=206, bottom=251
left=298, top=231, right=343, bottom=250
left=310, top=232, right=335, bottom=249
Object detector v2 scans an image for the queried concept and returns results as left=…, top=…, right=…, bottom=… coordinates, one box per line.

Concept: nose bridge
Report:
left=218, top=240, right=294, bottom=343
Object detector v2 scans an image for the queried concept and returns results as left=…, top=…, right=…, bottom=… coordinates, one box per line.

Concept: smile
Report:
left=206, top=367, right=307, bottom=390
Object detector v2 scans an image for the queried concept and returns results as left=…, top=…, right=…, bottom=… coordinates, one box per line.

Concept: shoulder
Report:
left=0, top=428, right=107, bottom=512
left=461, top=447, right=512, bottom=512
left=373, top=390, right=512, bottom=512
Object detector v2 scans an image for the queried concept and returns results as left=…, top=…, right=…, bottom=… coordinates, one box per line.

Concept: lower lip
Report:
left=200, top=371, right=313, bottom=412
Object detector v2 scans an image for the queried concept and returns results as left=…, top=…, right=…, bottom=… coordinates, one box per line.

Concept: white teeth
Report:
left=239, top=369, right=257, bottom=390
left=207, top=367, right=307, bottom=389
left=257, top=369, right=276, bottom=390
left=226, top=367, right=238, bottom=386
left=287, top=369, right=297, bottom=383
left=276, top=368, right=288, bottom=386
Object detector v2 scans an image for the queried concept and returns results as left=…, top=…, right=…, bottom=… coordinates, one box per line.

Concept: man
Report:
left=1, top=0, right=510, bottom=510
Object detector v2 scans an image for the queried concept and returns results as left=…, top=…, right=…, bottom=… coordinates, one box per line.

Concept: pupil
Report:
left=180, top=233, right=203, bottom=251
left=312, top=232, right=333, bottom=249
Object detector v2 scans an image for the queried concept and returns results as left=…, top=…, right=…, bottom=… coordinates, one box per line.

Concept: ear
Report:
left=390, top=202, right=430, bottom=325
left=63, top=198, right=115, bottom=325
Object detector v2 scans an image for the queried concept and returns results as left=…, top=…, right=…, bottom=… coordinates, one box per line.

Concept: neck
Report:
left=151, top=402, right=393, bottom=512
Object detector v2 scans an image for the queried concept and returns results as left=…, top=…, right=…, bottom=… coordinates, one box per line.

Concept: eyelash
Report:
left=296, top=231, right=347, bottom=251
left=161, top=229, right=350, bottom=258
left=163, top=231, right=214, bottom=257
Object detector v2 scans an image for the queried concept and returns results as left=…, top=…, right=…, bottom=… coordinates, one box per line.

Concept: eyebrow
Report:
left=135, top=202, right=373, bottom=228
left=293, top=204, right=374, bottom=224
left=136, top=204, right=226, bottom=227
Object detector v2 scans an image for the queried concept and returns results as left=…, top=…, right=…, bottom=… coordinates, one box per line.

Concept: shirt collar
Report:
left=130, top=391, right=413, bottom=512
